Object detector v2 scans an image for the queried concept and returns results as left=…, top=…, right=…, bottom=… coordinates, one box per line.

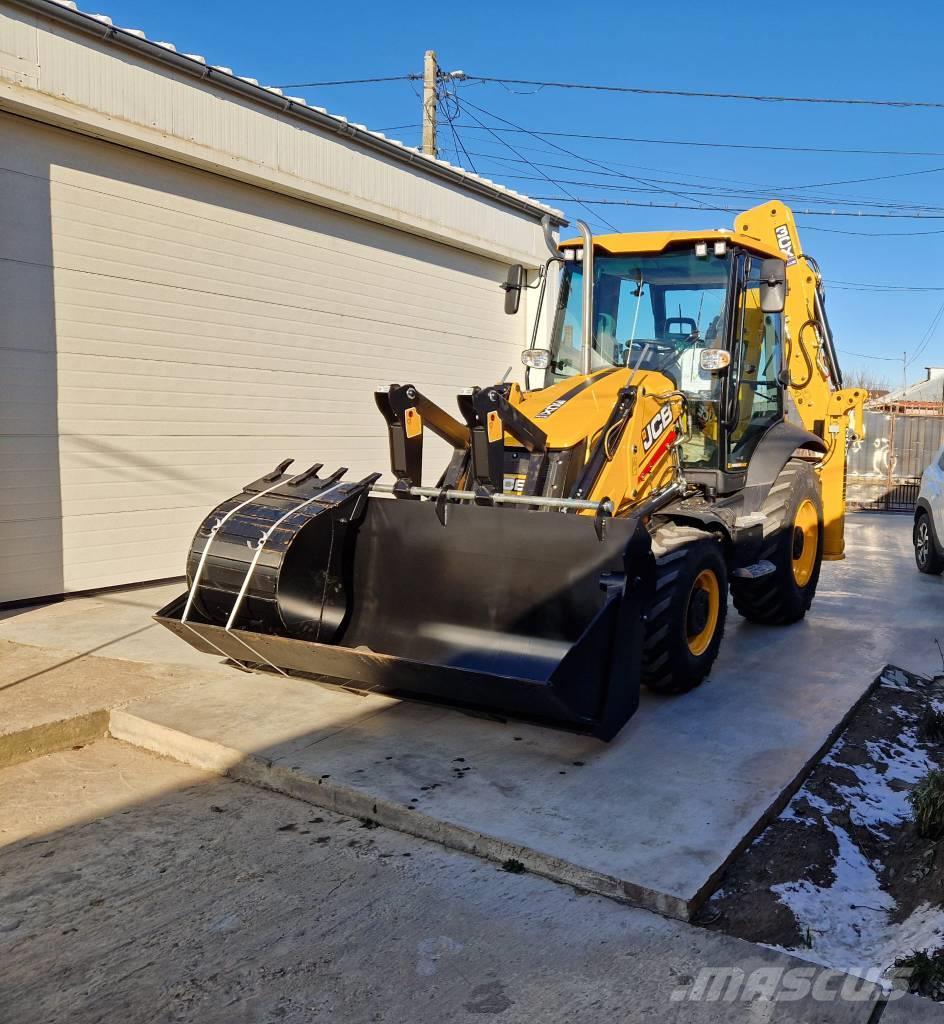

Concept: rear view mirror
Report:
left=503, top=264, right=525, bottom=314
left=759, top=258, right=787, bottom=314
left=699, top=349, right=731, bottom=372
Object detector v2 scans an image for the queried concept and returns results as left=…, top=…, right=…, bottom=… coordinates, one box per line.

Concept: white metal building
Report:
left=0, top=0, right=563, bottom=603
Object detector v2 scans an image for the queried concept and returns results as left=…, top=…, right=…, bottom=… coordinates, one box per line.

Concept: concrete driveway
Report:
left=0, top=513, right=941, bottom=1022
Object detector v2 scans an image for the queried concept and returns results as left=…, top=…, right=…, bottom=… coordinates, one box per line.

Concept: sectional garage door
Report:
left=0, top=112, right=528, bottom=602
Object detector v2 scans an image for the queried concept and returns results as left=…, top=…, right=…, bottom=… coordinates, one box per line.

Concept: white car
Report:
left=915, top=444, right=944, bottom=574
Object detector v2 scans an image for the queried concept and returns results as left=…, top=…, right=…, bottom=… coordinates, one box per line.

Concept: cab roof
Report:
left=558, top=228, right=782, bottom=259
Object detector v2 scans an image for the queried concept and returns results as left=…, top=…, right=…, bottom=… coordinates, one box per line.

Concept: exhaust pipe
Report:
left=575, top=220, right=594, bottom=376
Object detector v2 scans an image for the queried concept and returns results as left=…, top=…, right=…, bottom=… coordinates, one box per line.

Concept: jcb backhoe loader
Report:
left=156, top=201, right=864, bottom=740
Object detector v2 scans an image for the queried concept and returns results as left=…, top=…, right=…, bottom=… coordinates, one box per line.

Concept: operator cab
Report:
left=544, top=237, right=787, bottom=494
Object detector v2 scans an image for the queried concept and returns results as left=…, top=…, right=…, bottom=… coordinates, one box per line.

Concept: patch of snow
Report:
left=900, top=902, right=944, bottom=956
left=780, top=788, right=835, bottom=823
left=773, top=820, right=894, bottom=979
left=833, top=731, right=933, bottom=835
left=880, top=668, right=914, bottom=691
left=769, top=669, right=944, bottom=985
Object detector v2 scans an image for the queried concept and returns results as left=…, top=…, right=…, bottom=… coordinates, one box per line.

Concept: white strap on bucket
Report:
left=221, top=480, right=351, bottom=675
left=181, top=479, right=286, bottom=625
left=180, top=478, right=288, bottom=672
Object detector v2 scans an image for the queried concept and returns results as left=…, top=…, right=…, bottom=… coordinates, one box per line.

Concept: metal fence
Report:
left=846, top=410, right=944, bottom=512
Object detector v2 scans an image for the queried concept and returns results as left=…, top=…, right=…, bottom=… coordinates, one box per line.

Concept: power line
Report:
left=524, top=197, right=944, bottom=219
left=437, top=76, right=478, bottom=172
left=461, top=75, right=944, bottom=110
left=455, top=104, right=620, bottom=232
left=454, top=144, right=944, bottom=213
left=465, top=167, right=944, bottom=213
left=456, top=143, right=830, bottom=194
left=907, top=303, right=944, bottom=367
left=785, top=165, right=944, bottom=190
left=806, top=225, right=944, bottom=237
left=379, top=123, right=944, bottom=159
left=826, top=281, right=944, bottom=291
left=838, top=349, right=903, bottom=362
left=456, top=96, right=714, bottom=212
left=460, top=149, right=929, bottom=204
left=273, top=75, right=419, bottom=88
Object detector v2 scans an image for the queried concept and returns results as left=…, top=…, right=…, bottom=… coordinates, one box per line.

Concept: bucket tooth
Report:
left=288, top=462, right=324, bottom=487
left=263, top=458, right=294, bottom=482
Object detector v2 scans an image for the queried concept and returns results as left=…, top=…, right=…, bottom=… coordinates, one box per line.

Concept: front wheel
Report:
left=731, top=459, right=824, bottom=625
left=642, top=524, right=728, bottom=695
left=915, top=512, right=944, bottom=575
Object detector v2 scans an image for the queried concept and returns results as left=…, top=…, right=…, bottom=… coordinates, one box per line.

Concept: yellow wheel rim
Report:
left=792, top=499, right=819, bottom=587
left=686, top=570, right=720, bottom=657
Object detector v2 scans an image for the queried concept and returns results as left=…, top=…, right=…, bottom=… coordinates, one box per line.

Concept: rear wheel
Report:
left=731, top=459, right=823, bottom=625
left=642, top=524, right=728, bottom=695
left=915, top=512, right=944, bottom=575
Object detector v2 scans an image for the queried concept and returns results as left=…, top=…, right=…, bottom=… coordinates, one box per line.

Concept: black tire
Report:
left=731, top=459, right=823, bottom=625
left=915, top=512, right=944, bottom=575
left=642, top=524, right=728, bottom=695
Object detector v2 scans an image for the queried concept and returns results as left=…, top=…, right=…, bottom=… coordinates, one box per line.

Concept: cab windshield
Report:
left=547, top=250, right=731, bottom=400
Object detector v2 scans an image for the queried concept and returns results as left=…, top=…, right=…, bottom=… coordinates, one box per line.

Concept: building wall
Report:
left=0, top=112, right=535, bottom=601
left=0, top=3, right=556, bottom=267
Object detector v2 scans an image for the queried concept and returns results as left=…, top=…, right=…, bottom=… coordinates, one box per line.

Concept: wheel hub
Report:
left=791, top=499, right=819, bottom=587
left=687, top=587, right=710, bottom=637
left=917, top=522, right=929, bottom=563
left=792, top=525, right=805, bottom=560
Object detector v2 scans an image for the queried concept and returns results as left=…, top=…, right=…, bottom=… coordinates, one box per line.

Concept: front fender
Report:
left=745, top=421, right=827, bottom=491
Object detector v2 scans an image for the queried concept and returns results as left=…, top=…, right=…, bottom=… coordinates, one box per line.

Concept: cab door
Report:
left=726, top=255, right=784, bottom=470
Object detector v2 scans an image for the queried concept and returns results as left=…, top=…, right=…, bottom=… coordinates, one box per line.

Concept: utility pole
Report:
left=903, top=350, right=907, bottom=393
left=422, top=49, right=438, bottom=158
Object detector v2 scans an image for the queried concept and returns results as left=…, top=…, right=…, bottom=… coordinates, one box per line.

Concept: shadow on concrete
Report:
left=0, top=624, right=158, bottom=692
left=0, top=738, right=883, bottom=1024
left=0, top=131, right=64, bottom=604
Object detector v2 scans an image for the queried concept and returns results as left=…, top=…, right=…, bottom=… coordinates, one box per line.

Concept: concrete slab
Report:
left=0, top=740, right=879, bottom=1023
left=881, top=993, right=944, bottom=1022
left=0, top=638, right=215, bottom=767
left=110, top=515, right=936, bottom=921
left=0, top=580, right=207, bottom=667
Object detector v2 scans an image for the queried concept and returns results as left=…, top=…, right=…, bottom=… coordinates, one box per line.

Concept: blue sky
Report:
left=97, top=0, right=944, bottom=386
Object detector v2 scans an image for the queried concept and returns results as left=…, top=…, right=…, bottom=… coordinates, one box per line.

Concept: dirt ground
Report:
left=701, top=667, right=944, bottom=990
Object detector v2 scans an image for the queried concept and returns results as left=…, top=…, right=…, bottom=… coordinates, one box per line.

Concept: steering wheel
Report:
left=623, top=338, right=677, bottom=365
left=665, top=317, right=699, bottom=341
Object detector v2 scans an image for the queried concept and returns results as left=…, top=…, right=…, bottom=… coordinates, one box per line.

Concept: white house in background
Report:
left=869, top=367, right=944, bottom=415
left=0, top=0, right=563, bottom=603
